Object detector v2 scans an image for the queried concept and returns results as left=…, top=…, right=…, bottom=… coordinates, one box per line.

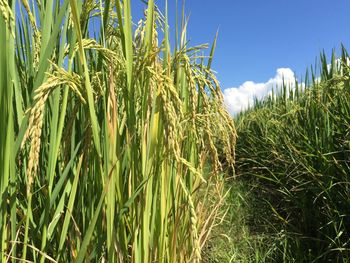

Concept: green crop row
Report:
left=235, top=47, right=350, bottom=262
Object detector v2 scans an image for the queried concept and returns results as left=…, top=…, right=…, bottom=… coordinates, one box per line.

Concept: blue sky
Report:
left=133, top=0, right=350, bottom=113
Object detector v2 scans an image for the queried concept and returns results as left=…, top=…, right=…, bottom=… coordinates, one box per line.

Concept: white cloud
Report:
left=223, top=68, right=296, bottom=115
left=223, top=57, right=350, bottom=116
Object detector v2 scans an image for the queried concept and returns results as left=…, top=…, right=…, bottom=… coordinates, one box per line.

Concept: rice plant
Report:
left=235, top=47, right=350, bottom=262
left=0, top=0, right=235, bottom=262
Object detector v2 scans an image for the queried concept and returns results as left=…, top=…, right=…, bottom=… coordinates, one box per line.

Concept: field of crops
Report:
left=232, top=48, right=350, bottom=262
left=0, top=0, right=236, bottom=262
left=2, top=1, right=350, bottom=262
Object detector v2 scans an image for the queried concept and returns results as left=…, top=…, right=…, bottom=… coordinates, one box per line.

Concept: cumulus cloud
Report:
left=223, top=68, right=296, bottom=115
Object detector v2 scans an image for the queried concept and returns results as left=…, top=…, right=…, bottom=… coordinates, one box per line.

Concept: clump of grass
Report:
left=0, top=0, right=235, bottom=262
left=235, top=47, right=350, bottom=262
left=203, top=179, right=287, bottom=263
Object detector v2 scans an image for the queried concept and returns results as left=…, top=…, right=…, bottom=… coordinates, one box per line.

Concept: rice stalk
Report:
left=1, top=1, right=236, bottom=262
